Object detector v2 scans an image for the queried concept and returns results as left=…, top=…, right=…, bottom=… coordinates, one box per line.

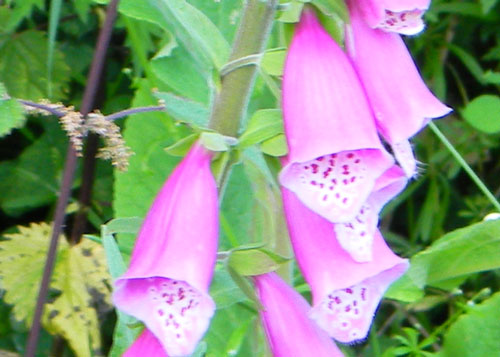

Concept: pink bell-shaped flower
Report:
left=280, top=8, right=393, bottom=223
left=254, top=272, right=344, bottom=357
left=346, top=2, right=451, bottom=176
left=124, top=329, right=168, bottom=357
left=334, top=165, right=407, bottom=262
left=282, top=188, right=409, bottom=343
left=113, top=142, right=218, bottom=356
left=349, top=0, right=431, bottom=35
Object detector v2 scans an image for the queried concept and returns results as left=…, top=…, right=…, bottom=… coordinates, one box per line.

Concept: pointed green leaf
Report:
left=462, top=95, right=500, bottom=134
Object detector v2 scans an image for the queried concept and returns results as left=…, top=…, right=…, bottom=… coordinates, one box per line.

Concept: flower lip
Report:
left=114, top=277, right=215, bottom=356
left=348, top=0, right=431, bottom=35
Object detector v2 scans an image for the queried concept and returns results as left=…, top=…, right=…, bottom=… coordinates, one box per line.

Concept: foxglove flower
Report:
left=349, top=0, right=430, bottom=35
left=346, top=3, right=451, bottom=176
left=113, top=142, right=218, bottom=356
left=124, top=329, right=167, bottom=357
left=254, top=272, right=344, bottom=357
left=282, top=188, right=409, bottom=343
left=280, top=9, right=394, bottom=223
left=334, top=165, right=407, bottom=262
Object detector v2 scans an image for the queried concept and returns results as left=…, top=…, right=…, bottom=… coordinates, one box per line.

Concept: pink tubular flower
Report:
left=113, top=142, right=218, bottom=356
left=334, top=165, right=407, bottom=262
left=124, top=329, right=168, bottom=357
left=346, top=3, right=451, bottom=176
left=254, top=272, right=344, bottom=357
left=349, top=0, right=431, bottom=35
left=282, top=188, right=409, bottom=343
left=280, top=9, right=393, bottom=223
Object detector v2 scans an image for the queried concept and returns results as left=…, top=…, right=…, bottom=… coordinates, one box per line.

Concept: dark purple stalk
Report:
left=25, top=0, right=120, bottom=354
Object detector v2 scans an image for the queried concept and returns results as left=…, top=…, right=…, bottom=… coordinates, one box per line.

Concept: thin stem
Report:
left=208, top=0, right=278, bottom=136
left=105, top=105, right=166, bottom=121
left=429, top=121, right=500, bottom=212
left=25, top=0, right=120, bottom=354
left=19, top=99, right=66, bottom=117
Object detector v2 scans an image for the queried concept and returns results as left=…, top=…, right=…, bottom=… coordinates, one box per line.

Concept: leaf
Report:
left=260, top=134, right=288, bottom=156
left=0, top=30, right=70, bottom=100
left=462, top=95, right=500, bottom=134
left=0, top=117, right=67, bottom=216
left=44, top=239, right=112, bottom=357
left=239, top=109, right=284, bottom=148
left=439, top=293, right=500, bottom=357
left=387, top=220, right=500, bottom=302
left=0, top=96, right=25, bottom=138
left=72, top=0, right=93, bottom=22
left=119, top=0, right=230, bottom=70
left=5, top=0, right=44, bottom=31
left=199, top=132, right=237, bottom=152
left=210, top=263, right=247, bottom=309
left=164, top=133, right=199, bottom=157
left=228, top=248, right=289, bottom=276
left=101, top=227, right=140, bottom=356
left=278, top=1, right=304, bottom=23
left=448, top=44, right=486, bottom=85
left=311, top=0, right=349, bottom=22
left=260, top=48, right=286, bottom=77
left=0, top=222, right=65, bottom=325
left=154, top=91, right=209, bottom=128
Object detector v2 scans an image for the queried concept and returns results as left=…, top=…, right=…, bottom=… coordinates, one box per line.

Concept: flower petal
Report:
left=124, top=329, right=168, bottom=357
left=255, top=273, right=344, bottom=357
left=346, top=5, right=451, bottom=147
left=282, top=187, right=408, bottom=342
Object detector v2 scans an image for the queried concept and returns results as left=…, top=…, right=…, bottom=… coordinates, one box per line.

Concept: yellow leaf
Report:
left=0, top=222, right=68, bottom=324
left=43, top=239, right=112, bottom=357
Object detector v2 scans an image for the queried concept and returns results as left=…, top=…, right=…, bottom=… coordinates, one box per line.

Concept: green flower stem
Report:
left=208, top=0, right=278, bottom=136
left=429, top=121, right=500, bottom=212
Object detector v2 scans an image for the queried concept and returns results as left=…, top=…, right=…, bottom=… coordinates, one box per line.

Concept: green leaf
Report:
left=0, top=117, right=67, bottom=215
left=0, top=30, right=70, bottom=100
left=0, top=223, right=63, bottom=325
left=0, top=223, right=111, bottom=357
left=261, top=134, right=288, bottom=157
left=462, top=95, right=500, bottom=134
left=101, top=227, right=140, bottom=357
left=483, top=70, right=500, bottom=85
left=278, top=1, right=304, bottom=23
left=5, top=0, right=44, bottom=31
left=210, top=263, right=247, bottom=309
left=151, top=44, right=211, bottom=104
left=72, top=0, right=92, bottom=22
left=164, top=133, right=200, bottom=157
left=448, top=44, right=486, bottom=85
left=154, top=91, right=209, bottom=128
left=0, top=96, right=25, bottom=137
left=44, top=239, right=111, bottom=357
left=439, top=293, right=500, bottom=357
left=199, top=132, right=237, bottom=152
left=228, top=248, right=289, bottom=276
left=239, top=109, right=284, bottom=148
left=387, top=220, right=500, bottom=302
left=311, top=0, right=349, bottom=22
left=119, top=0, right=230, bottom=70
left=261, top=48, right=286, bottom=77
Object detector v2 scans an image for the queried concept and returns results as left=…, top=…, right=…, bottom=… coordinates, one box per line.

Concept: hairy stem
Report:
left=25, top=0, right=120, bottom=354
left=208, top=0, right=278, bottom=136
